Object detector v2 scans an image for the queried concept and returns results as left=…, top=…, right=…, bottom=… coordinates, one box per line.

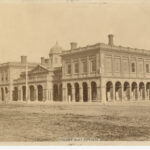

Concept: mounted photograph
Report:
left=0, top=0, right=150, bottom=145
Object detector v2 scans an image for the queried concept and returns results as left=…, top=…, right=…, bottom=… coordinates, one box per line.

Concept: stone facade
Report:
left=0, top=35, right=150, bottom=103
left=61, top=34, right=150, bottom=103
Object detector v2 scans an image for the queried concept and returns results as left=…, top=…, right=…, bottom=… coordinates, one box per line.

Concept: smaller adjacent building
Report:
left=10, top=42, right=62, bottom=103
left=0, top=56, right=37, bottom=102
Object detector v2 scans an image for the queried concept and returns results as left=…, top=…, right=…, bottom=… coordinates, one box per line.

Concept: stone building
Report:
left=1, top=35, right=150, bottom=103
left=61, top=34, right=150, bottom=103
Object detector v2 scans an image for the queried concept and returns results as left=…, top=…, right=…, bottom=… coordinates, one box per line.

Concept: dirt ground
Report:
left=0, top=103, right=150, bottom=142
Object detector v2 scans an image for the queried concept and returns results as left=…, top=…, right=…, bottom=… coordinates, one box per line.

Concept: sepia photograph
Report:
left=0, top=0, right=150, bottom=146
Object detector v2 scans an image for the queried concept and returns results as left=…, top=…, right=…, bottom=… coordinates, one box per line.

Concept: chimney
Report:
left=41, top=57, right=45, bottom=65
left=108, top=34, right=114, bottom=46
left=70, top=42, right=77, bottom=50
left=21, top=56, right=27, bottom=64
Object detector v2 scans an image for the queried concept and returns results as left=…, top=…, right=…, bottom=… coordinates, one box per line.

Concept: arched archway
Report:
left=53, top=84, right=59, bottom=101
left=146, top=82, right=150, bottom=100
left=30, top=86, right=35, bottom=101
left=37, top=85, right=43, bottom=101
left=124, top=82, right=130, bottom=100
left=82, top=82, right=88, bottom=102
left=106, top=81, right=113, bottom=101
left=132, top=82, right=138, bottom=100
left=139, top=82, right=145, bottom=100
left=74, top=83, right=79, bottom=102
left=91, top=82, right=97, bottom=101
left=1, top=88, right=4, bottom=101
left=115, top=82, right=122, bottom=101
left=22, top=86, right=26, bottom=101
left=13, top=87, right=18, bottom=101
left=67, top=83, right=72, bottom=102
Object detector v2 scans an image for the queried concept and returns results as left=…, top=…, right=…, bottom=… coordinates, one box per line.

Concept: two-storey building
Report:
left=61, top=34, right=150, bottom=103
left=1, top=34, right=150, bottom=104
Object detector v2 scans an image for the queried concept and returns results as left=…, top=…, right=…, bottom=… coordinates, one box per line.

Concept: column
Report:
left=62, top=88, right=66, bottom=102
left=44, top=81, right=49, bottom=102
left=47, top=83, right=53, bottom=102
left=79, top=58, right=82, bottom=75
left=121, top=84, right=124, bottom=102
left=43, top=88, right=46, bottom=101
left=87, top=56, right=90, bottom=74
left=9, top=85, right=13, bottom=102
left=25, top=86, right=29, bottom=103
left=3, top=88, right=6, bottom=102
left=50, top=88, right=53, bottom=102
left=35, top=86, right=38, bottom=102
left=62, top=60, right=65, bottom=78
left=28, top=86, right=30, bottom=101
left=137, top=84, right=139, bottom=101
left=0, top=88, right=1, bottom=101
left=97, top=86, right=101, bottom=102
left=79, top=83, right=83, bottom=102
left=148, top=88, right=150, bottom=100
left=20, top=87, right=23, bottom=101
left=96, top=53, right=100, bottom=74
left=88, top=86, right=92, bottom=102
left=45, top=89, right=49, bottom=101
left=146, top=88, right=149, bottom=100
left=72, top=87, right=75, bottom=102
left=113, top=82, right=115, bottom=102
left=18, top=87, right=21, bottom=101
left=100, top=79, right=106, bottom=103
left=129, top=83, right=132, bottom=101
left=62, top=83, right=67, bottom=102
left=47, top=89, right=50, bottom=101
left=144, top=84, right=147, bottom=100
left=101, top=85, right=106, bottom=104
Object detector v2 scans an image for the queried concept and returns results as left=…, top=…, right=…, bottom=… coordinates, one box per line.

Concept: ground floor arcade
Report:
left=0, top=82, right=62, bottom=102
left=1, top=79, right=150, bottom=103
left=104, top=80, right=150, bottom=102
left=62, top=80, right=100, bottom=102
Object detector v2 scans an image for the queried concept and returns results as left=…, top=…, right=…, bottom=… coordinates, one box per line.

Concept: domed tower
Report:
left=49, top=42, right=63, bottom=68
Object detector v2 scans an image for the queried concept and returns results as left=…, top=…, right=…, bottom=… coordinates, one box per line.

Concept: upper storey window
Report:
left=105, top=56, right=112, bottom=73
left=82, top=61, right=87, bottom=73
left=114, top=58, right=121, bottom=73
left=67, top=64, right=71, bottom=75
left=1, top=72, right=4, bottom=81
left=131, top=63, right=135, bottom=72
left=146, top=64, right=149, bottom=73
left=55, top=57, right=58, bottom=64
left=74, top=63, right=79, bottom=74
left=91, top=60, right=96, bottom=72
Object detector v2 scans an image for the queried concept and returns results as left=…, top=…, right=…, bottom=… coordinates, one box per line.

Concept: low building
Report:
left=0, top=56, right=37, bottom=102
left=12, top=42, right=62, bottom=102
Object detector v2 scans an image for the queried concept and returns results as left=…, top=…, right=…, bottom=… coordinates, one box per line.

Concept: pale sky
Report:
left=0, top=0, right=150, bottom=63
